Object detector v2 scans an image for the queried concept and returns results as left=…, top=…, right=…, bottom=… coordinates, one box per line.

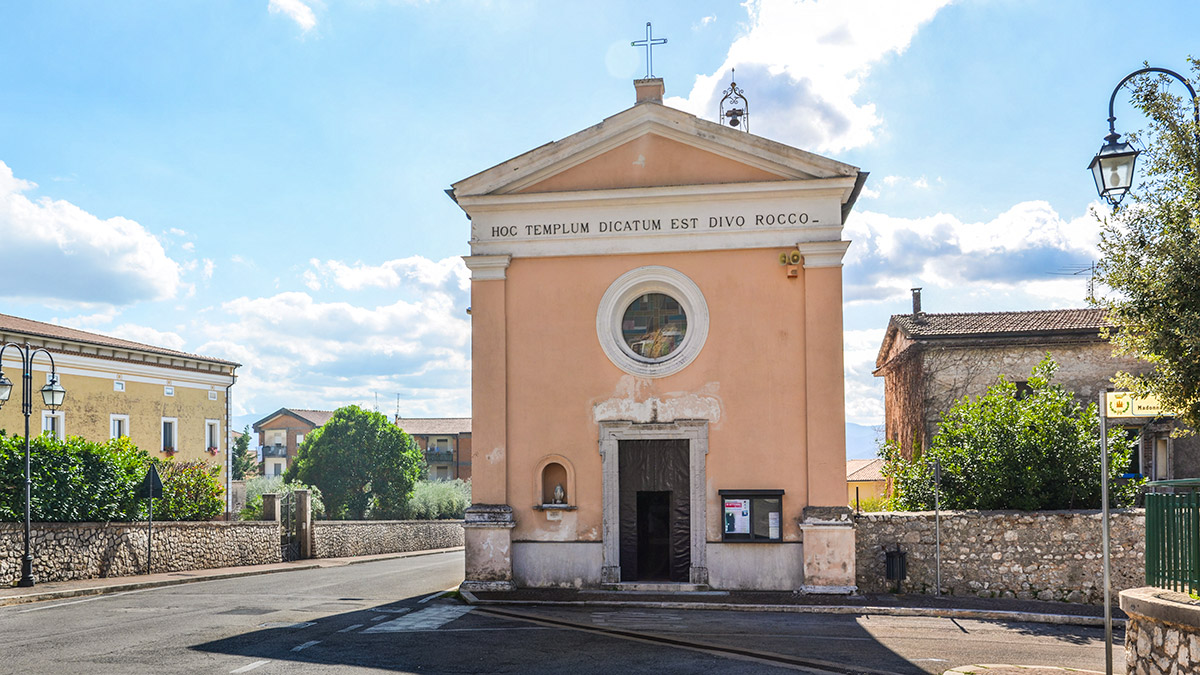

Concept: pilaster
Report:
left=462, top=255, right=514, bottom=588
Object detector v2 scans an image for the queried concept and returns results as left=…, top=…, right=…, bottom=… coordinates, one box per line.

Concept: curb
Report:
left=1, top=546, right=465, bottom=608
left=458, top=590, right=1123, bottom=628
left=945, top=662, right=1104, bottom=667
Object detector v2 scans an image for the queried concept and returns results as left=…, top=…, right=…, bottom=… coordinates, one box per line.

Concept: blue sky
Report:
left=1, top=0, right=1196, bottom=441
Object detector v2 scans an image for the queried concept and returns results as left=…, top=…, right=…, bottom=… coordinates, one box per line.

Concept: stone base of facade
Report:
left=798, top=584, right=857, bottom=595
left=460, top=580, right=517, bottom=592
left=463, top=504, right=516, bottom=588
left=800, top=506, right=856, bottom=591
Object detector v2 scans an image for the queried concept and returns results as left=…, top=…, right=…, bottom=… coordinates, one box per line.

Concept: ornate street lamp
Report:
left=1090, top=66, right=1198, bottom=675
left=0, top=343, right=66, bottom=587
left=1091, top=66, right=1199, bottom=207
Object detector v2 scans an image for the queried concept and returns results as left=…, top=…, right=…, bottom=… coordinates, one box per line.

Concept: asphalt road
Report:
left=0, top=551, right=1121, bottom=674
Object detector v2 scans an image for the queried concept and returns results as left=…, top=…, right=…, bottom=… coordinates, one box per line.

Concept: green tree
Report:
left=1094, top=58, right=1200, bottom=428
left=231, top=425, right=254, bottom=480
left=0, top=433, right=147, bottom=522
left=150, top=458, right=225, bottom=521
left=284, top=405, right=422, bottom=519
left=883, top=357, right=1137, bottom=511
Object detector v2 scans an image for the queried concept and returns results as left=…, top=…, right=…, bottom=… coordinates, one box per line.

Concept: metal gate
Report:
left=280, top=491, right=300, bottom=562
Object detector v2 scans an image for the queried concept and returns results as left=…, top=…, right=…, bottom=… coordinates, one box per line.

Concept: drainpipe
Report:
left=225, top=367, right=237, bottom=516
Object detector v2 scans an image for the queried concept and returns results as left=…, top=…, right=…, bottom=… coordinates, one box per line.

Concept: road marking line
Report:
left=338, top=623, right=364, bottom=633
left=371, top=615, right=387, bottom=621
left=365, top=605, right=474, bottom=633
left=15, top=587, right=155, bottom=613
left=291, top=640, right=320, bottom=652
left=419, top=586, right=460, bottom=604
left=230, top=660, right=271, bottom=673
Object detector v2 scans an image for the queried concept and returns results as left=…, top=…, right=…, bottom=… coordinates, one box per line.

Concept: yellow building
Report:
left=0, top=313, right=239, bottom=510
left=847, top=459, right=887, bottom=509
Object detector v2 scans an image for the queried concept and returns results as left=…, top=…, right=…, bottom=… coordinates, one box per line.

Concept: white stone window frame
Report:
left=161, top=417, right=178, bottom=453
left=110, top=414, right=130, bottom=440
left=206, top=419, right=221, bottom=452
left=113, top=380, right=126, bottom=393
left=164, top=385, right=175, bottom=397
left=41, top=411, right=65, bottom=440
left=596, top=266, right=709, bottom=378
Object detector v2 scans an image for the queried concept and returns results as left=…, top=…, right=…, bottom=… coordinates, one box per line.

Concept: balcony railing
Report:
left=260, top=444, right=288, bottom=459
left=426, top=450, right=454, bottom=463
left=1145, top=480, right=1200, bottom=594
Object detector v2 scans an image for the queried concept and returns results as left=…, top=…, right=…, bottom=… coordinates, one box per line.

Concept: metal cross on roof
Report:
left=631, top=22, right=667, bottom=79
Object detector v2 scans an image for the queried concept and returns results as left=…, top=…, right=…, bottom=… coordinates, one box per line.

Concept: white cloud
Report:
left=666, top=0, right=951, bottom=153
left=182, top=242, right=195, bottom=252
left=269, top=0, right=317, bottom=32
left=844, top=328, right=886, bottom=425
left=0, top=160, right=183, bottom=305
left=842, top=201, right=1102, bottom=306
left=697, top=15, right=716, bottom=28
left=307, top=255, right=470, bottom=293
left=198, top=289, right=471, bottom=422
left=169, top=227, right=187, bottom=237
left=51, top=308, right=120, bottom=329
left=202, top=259, right=215, bottom=280
left=108, top=323, right=188, bottom=351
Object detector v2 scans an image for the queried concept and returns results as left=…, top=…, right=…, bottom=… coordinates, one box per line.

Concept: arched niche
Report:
left=535, top=454, right=576, bottom=507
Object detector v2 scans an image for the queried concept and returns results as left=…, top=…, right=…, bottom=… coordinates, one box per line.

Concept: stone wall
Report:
left=855, top=510, right=1144, bottom=604
left=0, top=521, right=281, bottom=585
left=312, top=520, right=463, bottom=559
left=1121, top=587, right=1200, bottom=674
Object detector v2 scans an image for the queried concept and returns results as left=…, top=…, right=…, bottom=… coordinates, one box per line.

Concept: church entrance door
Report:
left=618, top=440, right=690, bottom=582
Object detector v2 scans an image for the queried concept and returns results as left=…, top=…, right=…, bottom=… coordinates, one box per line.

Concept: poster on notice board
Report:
left=724, top=499, right=750, bottom=534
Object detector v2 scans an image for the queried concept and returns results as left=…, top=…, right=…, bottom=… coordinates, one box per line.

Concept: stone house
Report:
left=252, top=408, right=333, bottom=477
left=873, top=291, right=1199, bottom=481
left=0, top=312, right=239, bottom=509
left=394, top=417, right=471, bottom=481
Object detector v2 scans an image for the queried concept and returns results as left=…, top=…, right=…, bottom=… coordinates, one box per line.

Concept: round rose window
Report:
left=621, top=293, right=687, bottom=361
left=597, top=266, right=708, bottom=378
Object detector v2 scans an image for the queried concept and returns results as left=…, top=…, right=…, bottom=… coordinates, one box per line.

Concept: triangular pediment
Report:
left=517, top=132, right=788, bottom=193
left=452, top=102, right=861, bottom=199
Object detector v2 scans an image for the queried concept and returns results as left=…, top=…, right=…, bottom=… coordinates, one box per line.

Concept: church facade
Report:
left=453, top=79, right=867, bottom=592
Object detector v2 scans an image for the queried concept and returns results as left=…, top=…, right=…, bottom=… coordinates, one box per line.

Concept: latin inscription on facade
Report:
left=485, top=211, right=815, bottom=240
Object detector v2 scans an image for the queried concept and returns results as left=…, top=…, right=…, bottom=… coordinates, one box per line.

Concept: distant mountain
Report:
left=846, top=422, right=883, bottom=460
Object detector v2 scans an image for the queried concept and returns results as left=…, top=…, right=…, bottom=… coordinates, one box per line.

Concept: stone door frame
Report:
left=598, top=419, right=708, bottom=585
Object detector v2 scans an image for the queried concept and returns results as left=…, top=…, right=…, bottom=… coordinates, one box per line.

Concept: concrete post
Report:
left=261, top=493, right=281, bottom=523
left=294, top=489, right=312, bottom=559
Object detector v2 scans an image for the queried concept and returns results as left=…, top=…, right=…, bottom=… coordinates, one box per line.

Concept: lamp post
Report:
left=1089, top=67, right=1198, bottom=675
left=0, top=343, right=67, bottom=588
left=1090, top=66, right=1199, bottom=207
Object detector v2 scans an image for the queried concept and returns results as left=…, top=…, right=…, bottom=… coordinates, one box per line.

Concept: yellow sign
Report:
left=1105, top=392, right=1173, bottom=418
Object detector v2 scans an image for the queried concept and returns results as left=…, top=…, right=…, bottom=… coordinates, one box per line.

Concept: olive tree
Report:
left=1094, top=58, right=1200, bottom=429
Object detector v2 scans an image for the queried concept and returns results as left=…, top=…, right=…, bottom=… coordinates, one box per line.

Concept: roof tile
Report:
left=891, top=308, right=1108, bottom=339
left=0, top=312, right=237, bottom=366
left=396, top=418, right=472, bottom=436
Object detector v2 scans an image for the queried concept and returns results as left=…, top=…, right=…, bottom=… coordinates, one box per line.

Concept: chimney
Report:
left=634, top=78, right=664, bottom=104
left=911, top=288, right=923, bottom=319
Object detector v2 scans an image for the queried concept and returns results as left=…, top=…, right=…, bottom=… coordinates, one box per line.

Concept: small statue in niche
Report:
left=553, top=483, right=566, bottom=505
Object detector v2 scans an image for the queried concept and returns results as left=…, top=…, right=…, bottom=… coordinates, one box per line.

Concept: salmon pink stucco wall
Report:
left=498, top=247, right=846, bottom=545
